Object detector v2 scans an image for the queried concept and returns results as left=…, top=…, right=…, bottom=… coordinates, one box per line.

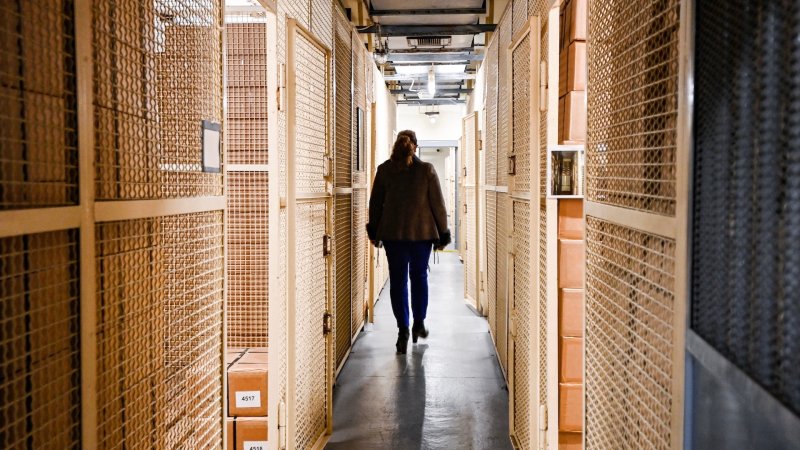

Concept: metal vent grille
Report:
left=497, top=11, right=512, bottom=185
left=225, top=19, right=268, bottom=166
left=0, top=230, right=81, bottom=448
left=0, top=2, right=78, bottom=209
left=496, top=192, right=509, bottom=370
left=352, top=189, right=367, bottom=335
left=226, top=171, right=269, bottom=348
left=407, top=36, right=451, bottom=48
left=512, top=35, right=531, bottom=192
left=513, top=0, right=529, bottom=35
left=295, top=32, right=328, bottom=194
left=485, top=40, right=498, bottom=185
left=586, top=0, right=679, bottom=216
left=334, top=193, right=352, bottom=368
left=585, top=216, right=674, bottom=450
left=334, top=12, right=352, bottom=188
left=512, top=200, right=531, bottom=448
left=295, top=202, right=328, bottom=450
left=692, top=0, right=800, bottom=416
left=487, top=192, right=498, bottom=336
left=93, top=0, right=223, bottom=200
left=96, top=212, right=224, bottom=449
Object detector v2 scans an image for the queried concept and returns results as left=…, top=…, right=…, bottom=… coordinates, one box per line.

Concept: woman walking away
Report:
left=366, top=130, right=451, bottom=354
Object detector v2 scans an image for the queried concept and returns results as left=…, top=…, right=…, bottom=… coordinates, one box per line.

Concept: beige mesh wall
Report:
left=464, top=113, right=479, bottom=306
left=352, top=188, right=367, bottom=336
left=0, top=4, right=82, bottom=447
left=351, top=42, right=369, bottom=330
left=333, top=8, right=353, bottom=370
left=512, top=200, right=532, bottom=448
left=537, top=12, right=550, bottom=444
left=225, top=14, right=270, bottom=348
left=484, top=38, right=499, bottom=344
left=290, top=13, right=332, bottom=448
left=585, top=0, right=683, bottom=449
left=0, top=230, right=81, bottom=448
left=497, top=10, right=512, bottom=186
left=1, top=3, right=79, bottom=209
left=93, top=1, right=223, bottom=200
left=95, top=213, right=224, bottom=448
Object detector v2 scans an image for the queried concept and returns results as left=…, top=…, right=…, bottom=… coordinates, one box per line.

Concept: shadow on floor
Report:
left=325, top=252, right=512, bottom=450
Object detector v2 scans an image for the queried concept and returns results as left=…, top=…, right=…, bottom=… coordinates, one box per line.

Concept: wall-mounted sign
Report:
left=202, top=120, right=221, bottom=173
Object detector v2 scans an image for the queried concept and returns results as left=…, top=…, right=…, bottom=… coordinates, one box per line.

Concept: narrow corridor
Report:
left=326, top=252, right=512, bottom=450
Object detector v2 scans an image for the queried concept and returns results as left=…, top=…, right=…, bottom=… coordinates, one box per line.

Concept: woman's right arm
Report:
left=367, top=165, right=385, bottom=242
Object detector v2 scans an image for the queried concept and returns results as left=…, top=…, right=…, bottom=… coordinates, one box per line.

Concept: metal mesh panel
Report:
left=585, top=216, right=674, bottom=450
left=512, top=35, right=531, bottom=193
left=487, top=192, right=498, bottom=336
left=512, top=200, right=531, bottom=448
left=496, top=193, right=509, bottom=370
left=226, top=171, right=269, bottom=347
left=538, top=205, right=547, bottom=409
left=0, top=230, right=81, bottom=448
left=334, top=194, right=352, bottom=368
left=692, top=0, right=800, bottom=416
left=96, top=212, right=224, bottom=449
left=485, top=40, right=498, bottom=186
left=586, top=0, right=679, bottom=216
left=352, top=40, right=367, bottom=187
left=93, top=0, right=223, bottom=200
left=540, top=21, right=548, bottom=195
left=513, top=0, right=529, bottom=35
left=310, top=0, right=332, bottom=51
left=295, top=33, right=327, bottom=194
left=225, top=18, right=268, bottom=166
left=0, top=2, right=79, bottom=209
left=529, top=0, right=547, bottom=17
left=497, top=11, right=511, bottom=186
left=295, top=202, right=328, bottom=449
left=466, top=186, right=477, bottom=301
left=352, top=188, right=367, bottom=336
left=334, top=12, right=352, bottom=188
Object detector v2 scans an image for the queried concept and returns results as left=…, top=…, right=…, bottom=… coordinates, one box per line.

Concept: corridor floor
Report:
left=325, top=251, right=513, bottom=450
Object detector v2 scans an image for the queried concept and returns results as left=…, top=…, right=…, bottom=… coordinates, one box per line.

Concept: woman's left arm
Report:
left=427, top=167, right=450, bottom=247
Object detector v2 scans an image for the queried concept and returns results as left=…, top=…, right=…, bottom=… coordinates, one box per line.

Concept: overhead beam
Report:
left=383, top=73, right=477, bottom=81
left=357, top=24, right=496, bottom=36
left=388, top=53, right=484, bottom=62
left=386, top=47, right=475, bottom=54
left=370, top=7, right=486, bottom=16
left=396, top=99, right=466, bottom=105
left=390, top=88, right=473, bottom=95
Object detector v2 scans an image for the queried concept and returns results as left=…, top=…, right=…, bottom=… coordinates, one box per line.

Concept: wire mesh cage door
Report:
left=463, top=113, right=480, bottom=309
left=286, top=18, right=333, bottom=450
left=585, top=0, right=690, bottom=448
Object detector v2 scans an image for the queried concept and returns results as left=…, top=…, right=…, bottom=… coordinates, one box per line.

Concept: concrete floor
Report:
left=326, top=252, right=513, bottom=450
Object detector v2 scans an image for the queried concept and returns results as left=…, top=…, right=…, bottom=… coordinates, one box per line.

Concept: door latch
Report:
left=323, top=234, right=332, bottom=256
left=323, top=312, right=333, bottom=335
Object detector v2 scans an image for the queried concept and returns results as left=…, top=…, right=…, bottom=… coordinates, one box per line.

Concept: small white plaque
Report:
left=202, top=120, right=221, bottom=173
left=244, top=441, right=268, bottom=450
left=236, top=390, right=261, bottom=408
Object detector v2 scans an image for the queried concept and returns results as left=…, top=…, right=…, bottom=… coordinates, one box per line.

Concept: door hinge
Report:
left=323, top=311, right=333, bottom=335
left=539, top=404, right=548, bottom=449
left=278, top=400, right=287, bottom=449
left=323, top=234, right=332, bottom=256
left=324, top=155, right=333, bottom=178
left=277, top=63, right=286, bottom=112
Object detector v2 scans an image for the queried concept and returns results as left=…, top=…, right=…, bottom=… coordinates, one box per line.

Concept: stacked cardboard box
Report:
left=226, top=348, right=269, bottom=450
left=558, top=0, right=587, bottom=145
left=557, top=199, right=585, bottom=445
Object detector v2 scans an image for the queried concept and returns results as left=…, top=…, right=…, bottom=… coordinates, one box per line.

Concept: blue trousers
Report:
left=383, top=241, right=433, bottom=328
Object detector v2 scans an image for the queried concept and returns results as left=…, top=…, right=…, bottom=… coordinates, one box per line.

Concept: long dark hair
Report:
left=391, top=130, right=418, bottom=167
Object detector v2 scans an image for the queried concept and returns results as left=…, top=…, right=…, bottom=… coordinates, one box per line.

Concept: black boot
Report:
left=396, top=327, right=410, bottom=354
left=412, top=320, right=429, bottom=343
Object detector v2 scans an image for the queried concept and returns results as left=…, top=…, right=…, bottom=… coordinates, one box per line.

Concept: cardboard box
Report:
left=566, top=0, right=587, bottom=43
left=559, top=288, right=584, bottom=337
left=227, top=418, right=235, bottom=450
left=560, top=91, right=587, bottom=144
left=559, top=42, right=587, bottom=97
left=559, top=431, right=582, bottom=450
left=558, top=238, right=585, bottom=288
left=228, top=362, right=268, bottom=417
left=236, top=417, right=268, bottom=450
left=559, top=382, right=583, bottom=432
left=558, top=199, right=584, bottom=239
left=559, top=336, right=583, bottom=382
left=238, top=351, right=268, bottom=365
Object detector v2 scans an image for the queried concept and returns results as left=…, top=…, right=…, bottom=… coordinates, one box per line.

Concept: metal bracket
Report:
left=323, top=311, right=333, bottom=335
